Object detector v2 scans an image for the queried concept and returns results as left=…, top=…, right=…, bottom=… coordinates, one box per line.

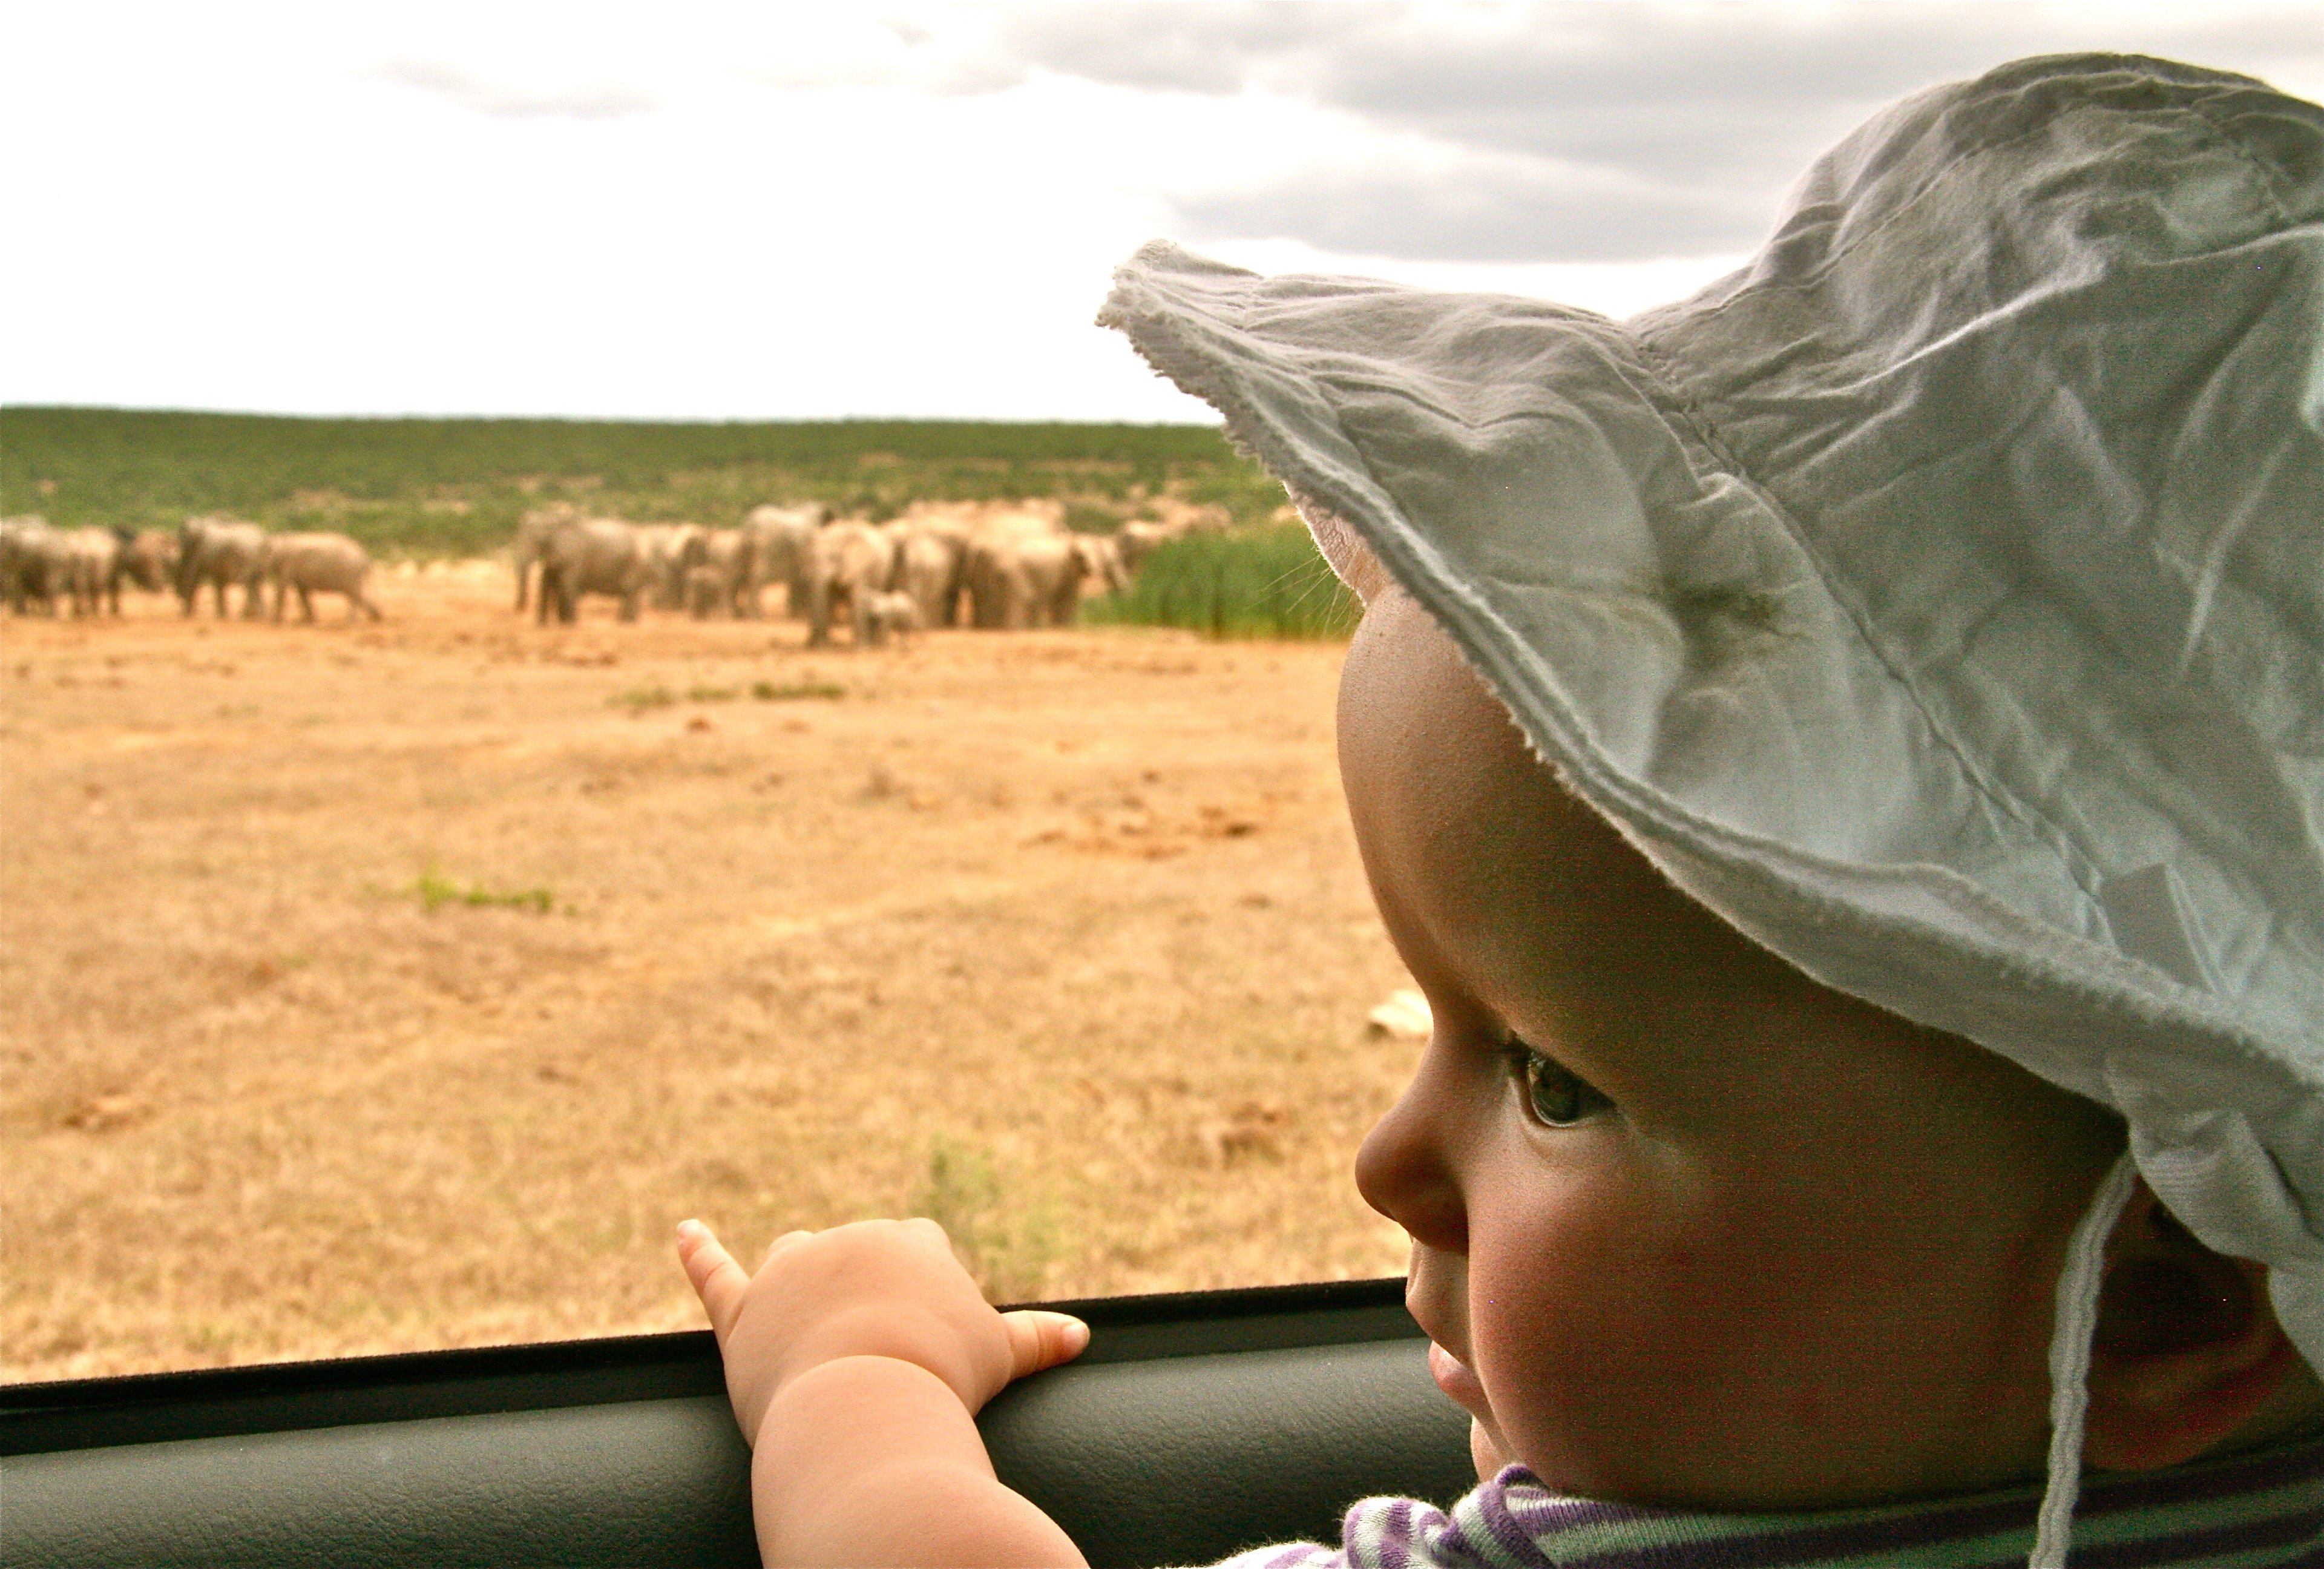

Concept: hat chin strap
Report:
left=2030, top=1153, right=2138, bottom=1568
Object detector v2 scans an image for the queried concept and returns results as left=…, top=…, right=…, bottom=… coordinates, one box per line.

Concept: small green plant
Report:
left=410, top=866, right=555, bottom=915
left=752, top=679, right=845, bottom=702
left=1082, top=523, right=1361, bottom=640
left=614, top=679, right=844, bottom=710
left=611, top=684, right=677, bottom=712
left=911, top=1137, right=1065, bottom=1304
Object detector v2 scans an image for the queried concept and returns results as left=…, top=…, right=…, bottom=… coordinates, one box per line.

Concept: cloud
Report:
left=994, top=2, right=1339, bottom=96
left=378, top=4, right=2324, bottom=266
left=742, top=14, right=1030, bottom=96
left=378, top=59, right=657, bottom=120
left=1177, top=151, right=1774, bottom=264
left=981, top=1, right=2324, bottom=261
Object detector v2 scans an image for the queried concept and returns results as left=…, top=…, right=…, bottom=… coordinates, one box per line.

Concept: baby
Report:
left=681, top=52, right=2324, bottom=1567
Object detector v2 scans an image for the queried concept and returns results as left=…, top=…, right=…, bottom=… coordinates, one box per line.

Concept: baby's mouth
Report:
left=1428, top=1341, right=1486, bottom=1412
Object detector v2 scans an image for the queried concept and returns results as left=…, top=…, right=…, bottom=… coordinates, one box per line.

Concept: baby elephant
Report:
left=683, top=563, right=732, bottom=619
left=861, top=589, right=922, bottom=648
left=265, top=532, right=382, bottom=622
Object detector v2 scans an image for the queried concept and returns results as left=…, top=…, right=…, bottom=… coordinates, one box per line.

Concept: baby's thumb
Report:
left=1001, top=1310, right=1091, bottom=1380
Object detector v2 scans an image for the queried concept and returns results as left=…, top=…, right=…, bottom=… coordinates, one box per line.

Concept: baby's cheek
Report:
left=1469, top=1186, right=1763, bottom=1498
left=1502, top=1280, right=1719, bottom=1484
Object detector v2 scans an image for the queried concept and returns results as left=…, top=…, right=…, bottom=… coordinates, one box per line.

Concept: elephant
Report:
left=264, top=532, right=382, bottom=622
left=2, top=516, right=70, bottom=614
left=1115, top=518, right=1187, bottom=574
left=510, top=503, right=579, bottom=613
left=803, top=521, right=897, bottom=647
left=1023, top=533, right=1092, bottom=628
left=965, top=524, right=1086, bottom=630
left=59, top=528, right=123, bottom=616
left=740, top=502, right=831, bottom=620
left=681, top=565, right=727, bottom=617
left=677, top=528, right=747, bottom=618
left=859, top=590, right=922, bottom=648
left=536, top=516, right=649, bottom=624
left=961, top=536, right=1011, bottom=630
left=1072, top=534, right=1132, bottom=598
left=960, top=511, right=1062, bottom=630
left=892, top=526, right=969, bottom=629
left=635, top=523, right=704, bottom=611
left=113, top=529, right=179, bottom=604
left=177, top=516, right=271, bottom=618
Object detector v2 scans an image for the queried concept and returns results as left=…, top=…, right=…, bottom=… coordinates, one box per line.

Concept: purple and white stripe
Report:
left=1186, top=1437, right=2320, bottom=1569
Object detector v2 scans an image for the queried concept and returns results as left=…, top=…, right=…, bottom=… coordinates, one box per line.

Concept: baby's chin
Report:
left=1428, top=1341, right=1527, bottom=1485
left=1468, top=1416, right=1508, bottom=1483
left=1428, top=1341, right=1487, bottom=1409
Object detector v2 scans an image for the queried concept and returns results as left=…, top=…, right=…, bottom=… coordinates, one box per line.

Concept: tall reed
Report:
left=1082, top=524, right=1359, bottom=640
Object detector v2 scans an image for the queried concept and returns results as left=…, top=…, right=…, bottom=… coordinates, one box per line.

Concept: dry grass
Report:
left=0, top=566, right=1419, bottom=1383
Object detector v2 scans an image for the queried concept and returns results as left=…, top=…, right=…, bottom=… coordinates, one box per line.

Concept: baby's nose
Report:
left=1354, top=1081, right=1468, bottom=1256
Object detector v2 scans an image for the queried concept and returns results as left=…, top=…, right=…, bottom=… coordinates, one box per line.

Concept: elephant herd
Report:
left=1, top=515, right=382, bottom=623
left=1, top=498, right=1216, bottom=640
left=511, top=498, right=1198, bottom=646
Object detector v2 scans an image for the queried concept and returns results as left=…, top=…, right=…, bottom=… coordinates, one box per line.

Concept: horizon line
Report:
left=0, top=403, right=1227, bottom=429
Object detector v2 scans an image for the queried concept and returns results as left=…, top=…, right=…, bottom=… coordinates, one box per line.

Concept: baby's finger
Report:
left=1000, top=1310, right=1091, bottom=1380
left=676, top=1219, right=751, bottom=1343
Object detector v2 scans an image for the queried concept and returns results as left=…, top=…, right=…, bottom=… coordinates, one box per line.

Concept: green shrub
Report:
left=911, top=1137, right=1065, bottom=1304
left=410, top=866, right=554, bottom=914
left=752, top=679, right=844, bottom=702
left=0, top=407, right=1271, bottom=557
left=1082, top=524, right=1360, bottom=640
left=610, top=685, right=678, bottom=712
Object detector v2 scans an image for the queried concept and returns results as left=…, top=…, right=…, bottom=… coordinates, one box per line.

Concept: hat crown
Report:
left=1626, top=51, right=2324, bottom=1029
left=1100, top=52, right=2324, bottom=1372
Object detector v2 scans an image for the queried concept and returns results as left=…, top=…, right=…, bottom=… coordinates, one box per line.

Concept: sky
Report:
left=7, top=2, right=2320, bottom=424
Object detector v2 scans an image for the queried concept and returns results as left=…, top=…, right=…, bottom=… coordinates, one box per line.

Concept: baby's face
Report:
left=1338, top=588, right=2124, bottom=1509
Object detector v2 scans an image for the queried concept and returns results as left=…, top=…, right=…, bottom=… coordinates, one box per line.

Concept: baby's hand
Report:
left=676, top=1215, right=1089, bottom=1447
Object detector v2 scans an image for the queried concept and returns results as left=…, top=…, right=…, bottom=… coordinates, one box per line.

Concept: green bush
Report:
left=1082, top=524, right=1360, bottom=640
left=409, top=866, right=555, bottom=914
left=752, top=679, right=845, bottom=702
left=911, top=1137, right=1064, bottom=1304
left=0, top=407, right=1272, bottom=558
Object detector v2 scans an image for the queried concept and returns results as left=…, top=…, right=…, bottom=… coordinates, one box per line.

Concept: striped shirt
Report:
left=1200, top=1436, right=2323, bottom=1569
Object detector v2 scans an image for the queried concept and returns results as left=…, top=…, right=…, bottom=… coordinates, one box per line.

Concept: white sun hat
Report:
left=1101, top=47, right=2322, bottom=1536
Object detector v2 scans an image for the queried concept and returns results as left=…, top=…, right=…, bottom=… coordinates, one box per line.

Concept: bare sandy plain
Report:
left=1, top=565, right=1422, bottom=1383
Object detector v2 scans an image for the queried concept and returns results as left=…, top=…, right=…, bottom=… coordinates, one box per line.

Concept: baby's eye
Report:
left=1506, top=1042, right=1611, bottom=1127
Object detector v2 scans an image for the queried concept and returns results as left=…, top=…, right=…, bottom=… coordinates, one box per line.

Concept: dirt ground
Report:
left=1, top=565, right=1422, bottom=1384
